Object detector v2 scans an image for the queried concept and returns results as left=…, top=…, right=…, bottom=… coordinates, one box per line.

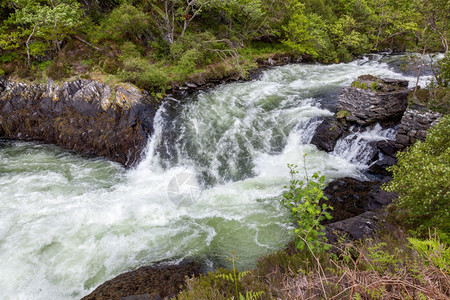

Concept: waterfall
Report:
left=332, top=124, right=397, bottom=167
left=0, top=54, right=435, bottom=300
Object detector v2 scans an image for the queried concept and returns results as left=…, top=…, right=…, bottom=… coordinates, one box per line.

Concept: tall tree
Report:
left=11, top=0, right=82, bottom=66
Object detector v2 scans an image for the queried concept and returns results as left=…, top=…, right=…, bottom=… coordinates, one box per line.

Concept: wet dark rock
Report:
left=323, top=178, right=376, bottom=223
left=366, top=178, right=396, bottom=211
left=376, top=140, right=397, bottom=157
left=325, top=211, right=380, bottom=243
left=395, top=106, right=442, bottom=149
left=322, top=177, right=395, bottom=223
left=0, top=79, right=160, bottom=167
left=322, top=175, right=396, bottom=243
left=369, top=156, right=397, bottom=176
left=310, top=118, right=346, bottom=152
left=82, top=261, right=200, bottom=300
left=0, top=76, right=6, bottom=93
left=337, top=76, right=410, bottom=126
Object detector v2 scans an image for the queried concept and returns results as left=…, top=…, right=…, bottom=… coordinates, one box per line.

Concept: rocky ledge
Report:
left=337, top=75, right=409, bottom=126
left=0, top=77, right=159, bottom=167
left=394, top=106, right=442, bottom=149
left=82, top=261, right=200, bottom=300
left=310, top=75, right=443, bottom=243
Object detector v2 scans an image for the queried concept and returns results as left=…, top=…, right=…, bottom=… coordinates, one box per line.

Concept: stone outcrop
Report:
left=0, top=78, right=159, bottom=167
left=325, top=211, right=380, bottom=243
left=337, top=76, right=409, bottom=126
left=394, top=106, right=442, bottom=149
left=323, top=176, right=396, bottom=243
left=82, top=261, right=200, bottom=300
left=310, top=118, right=346, bottom=152
left=322, top=177, right=396, bottom=224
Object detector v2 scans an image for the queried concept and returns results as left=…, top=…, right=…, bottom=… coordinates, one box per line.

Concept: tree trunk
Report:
left=26, top=23, right=38, bottom=67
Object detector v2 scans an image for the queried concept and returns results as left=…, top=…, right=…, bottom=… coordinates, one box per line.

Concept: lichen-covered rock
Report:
left=394, top=106, right=442, bottom=149
left=0, top=78, right=159, bottom=167
left=337, top=76, right=410, bottom=125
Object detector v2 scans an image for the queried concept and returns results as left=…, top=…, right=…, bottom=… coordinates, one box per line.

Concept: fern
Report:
left=408, top=235, right=450, bottom=272
left=216, top=252, right=265, bottom=300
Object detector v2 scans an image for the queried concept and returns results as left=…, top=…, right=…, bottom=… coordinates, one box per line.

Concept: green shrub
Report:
left=281, top=160, right=333, bottom=253
left=135, top=66, right=169, bottom=93
left=384, top=115, right=449, bottom=240
left=351, top=80, right=368, bottom=89
left=99, top=3, right=150, bottom=43
left=435, top=52, right=450, bottom=88
left=370, top=81, right=381, bottom=91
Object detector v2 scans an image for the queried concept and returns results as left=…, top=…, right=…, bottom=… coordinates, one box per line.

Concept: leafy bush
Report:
left=435, top=52, right=450, bottom=88
left=98, top=3, right=150, bottom=43
left=384, top=115, right=449, bottom=240
left=281, top=161, right=333, bottom=253
left=170, top=32, right=220, bottom=76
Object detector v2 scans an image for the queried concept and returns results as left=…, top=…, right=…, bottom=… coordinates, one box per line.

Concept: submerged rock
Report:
left=337, top=76, right=409, bottom=126
left=82, top=261, right=200, bottom=300
left=0, top=79, right=159, bottom=167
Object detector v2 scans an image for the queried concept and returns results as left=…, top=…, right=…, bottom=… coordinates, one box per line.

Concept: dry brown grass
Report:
left=261, top=234, right=450, bottom=300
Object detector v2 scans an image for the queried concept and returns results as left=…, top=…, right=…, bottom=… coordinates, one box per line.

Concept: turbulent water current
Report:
left=0, top=54, right=437, bottom=299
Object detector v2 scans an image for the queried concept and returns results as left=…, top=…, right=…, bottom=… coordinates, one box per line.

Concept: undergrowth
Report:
left=176, top=230, right=450, bottom=299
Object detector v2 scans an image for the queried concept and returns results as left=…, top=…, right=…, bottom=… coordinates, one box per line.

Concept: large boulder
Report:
left=82, top=261, right=200, bottom=300
left=310, top=118, right=346, bottom=152
left=394, top=106, right=442, bottom=149
left=322, top=177, right=396, bottom=224
left=337, top=75, right=410, bottom=126
left=0, top=79, right=159, bottom=167
left=325, top=211, right=380, bottom=243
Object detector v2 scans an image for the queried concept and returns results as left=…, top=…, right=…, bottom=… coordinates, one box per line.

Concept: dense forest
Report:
left=0, top=0, right=449, bottom=95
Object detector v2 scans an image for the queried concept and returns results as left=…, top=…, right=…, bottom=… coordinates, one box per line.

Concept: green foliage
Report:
left=409, top=234, right=450, bottom=272
left=365, top=242, right=405, bottom=274
left=170, top=32, right=219, bottom=76
left=46, top=60, right=69, bottom=80
left=282, top=11, right=334, bottom=60
left=215, top=253, right=264, bottom=300
left=370, top=81, right=381, bottom=91
left=281, top=159, right=333, bottom=253
left=384, top=115, right=450, bottom=239
left=336, top=110, right=350, bottom=119
left=435, top=52, right=450, bottom=88
left=351, top=80, right=368, bottom=89
left=177, top=255, right=267, bottom=300
left=97, top=3, right=150, bottom=43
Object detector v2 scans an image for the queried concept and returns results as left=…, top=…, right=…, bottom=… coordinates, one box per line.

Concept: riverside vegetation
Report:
left=0, top=0, right=449, bottom=95
left=1, top=0, right=449, bottom=299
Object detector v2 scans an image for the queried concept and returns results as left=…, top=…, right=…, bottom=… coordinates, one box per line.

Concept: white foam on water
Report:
left=0, top=54, right=429, bottom=299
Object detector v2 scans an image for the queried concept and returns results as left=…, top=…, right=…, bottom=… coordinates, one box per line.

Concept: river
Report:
left=0, top=53, right=436, bottom=299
